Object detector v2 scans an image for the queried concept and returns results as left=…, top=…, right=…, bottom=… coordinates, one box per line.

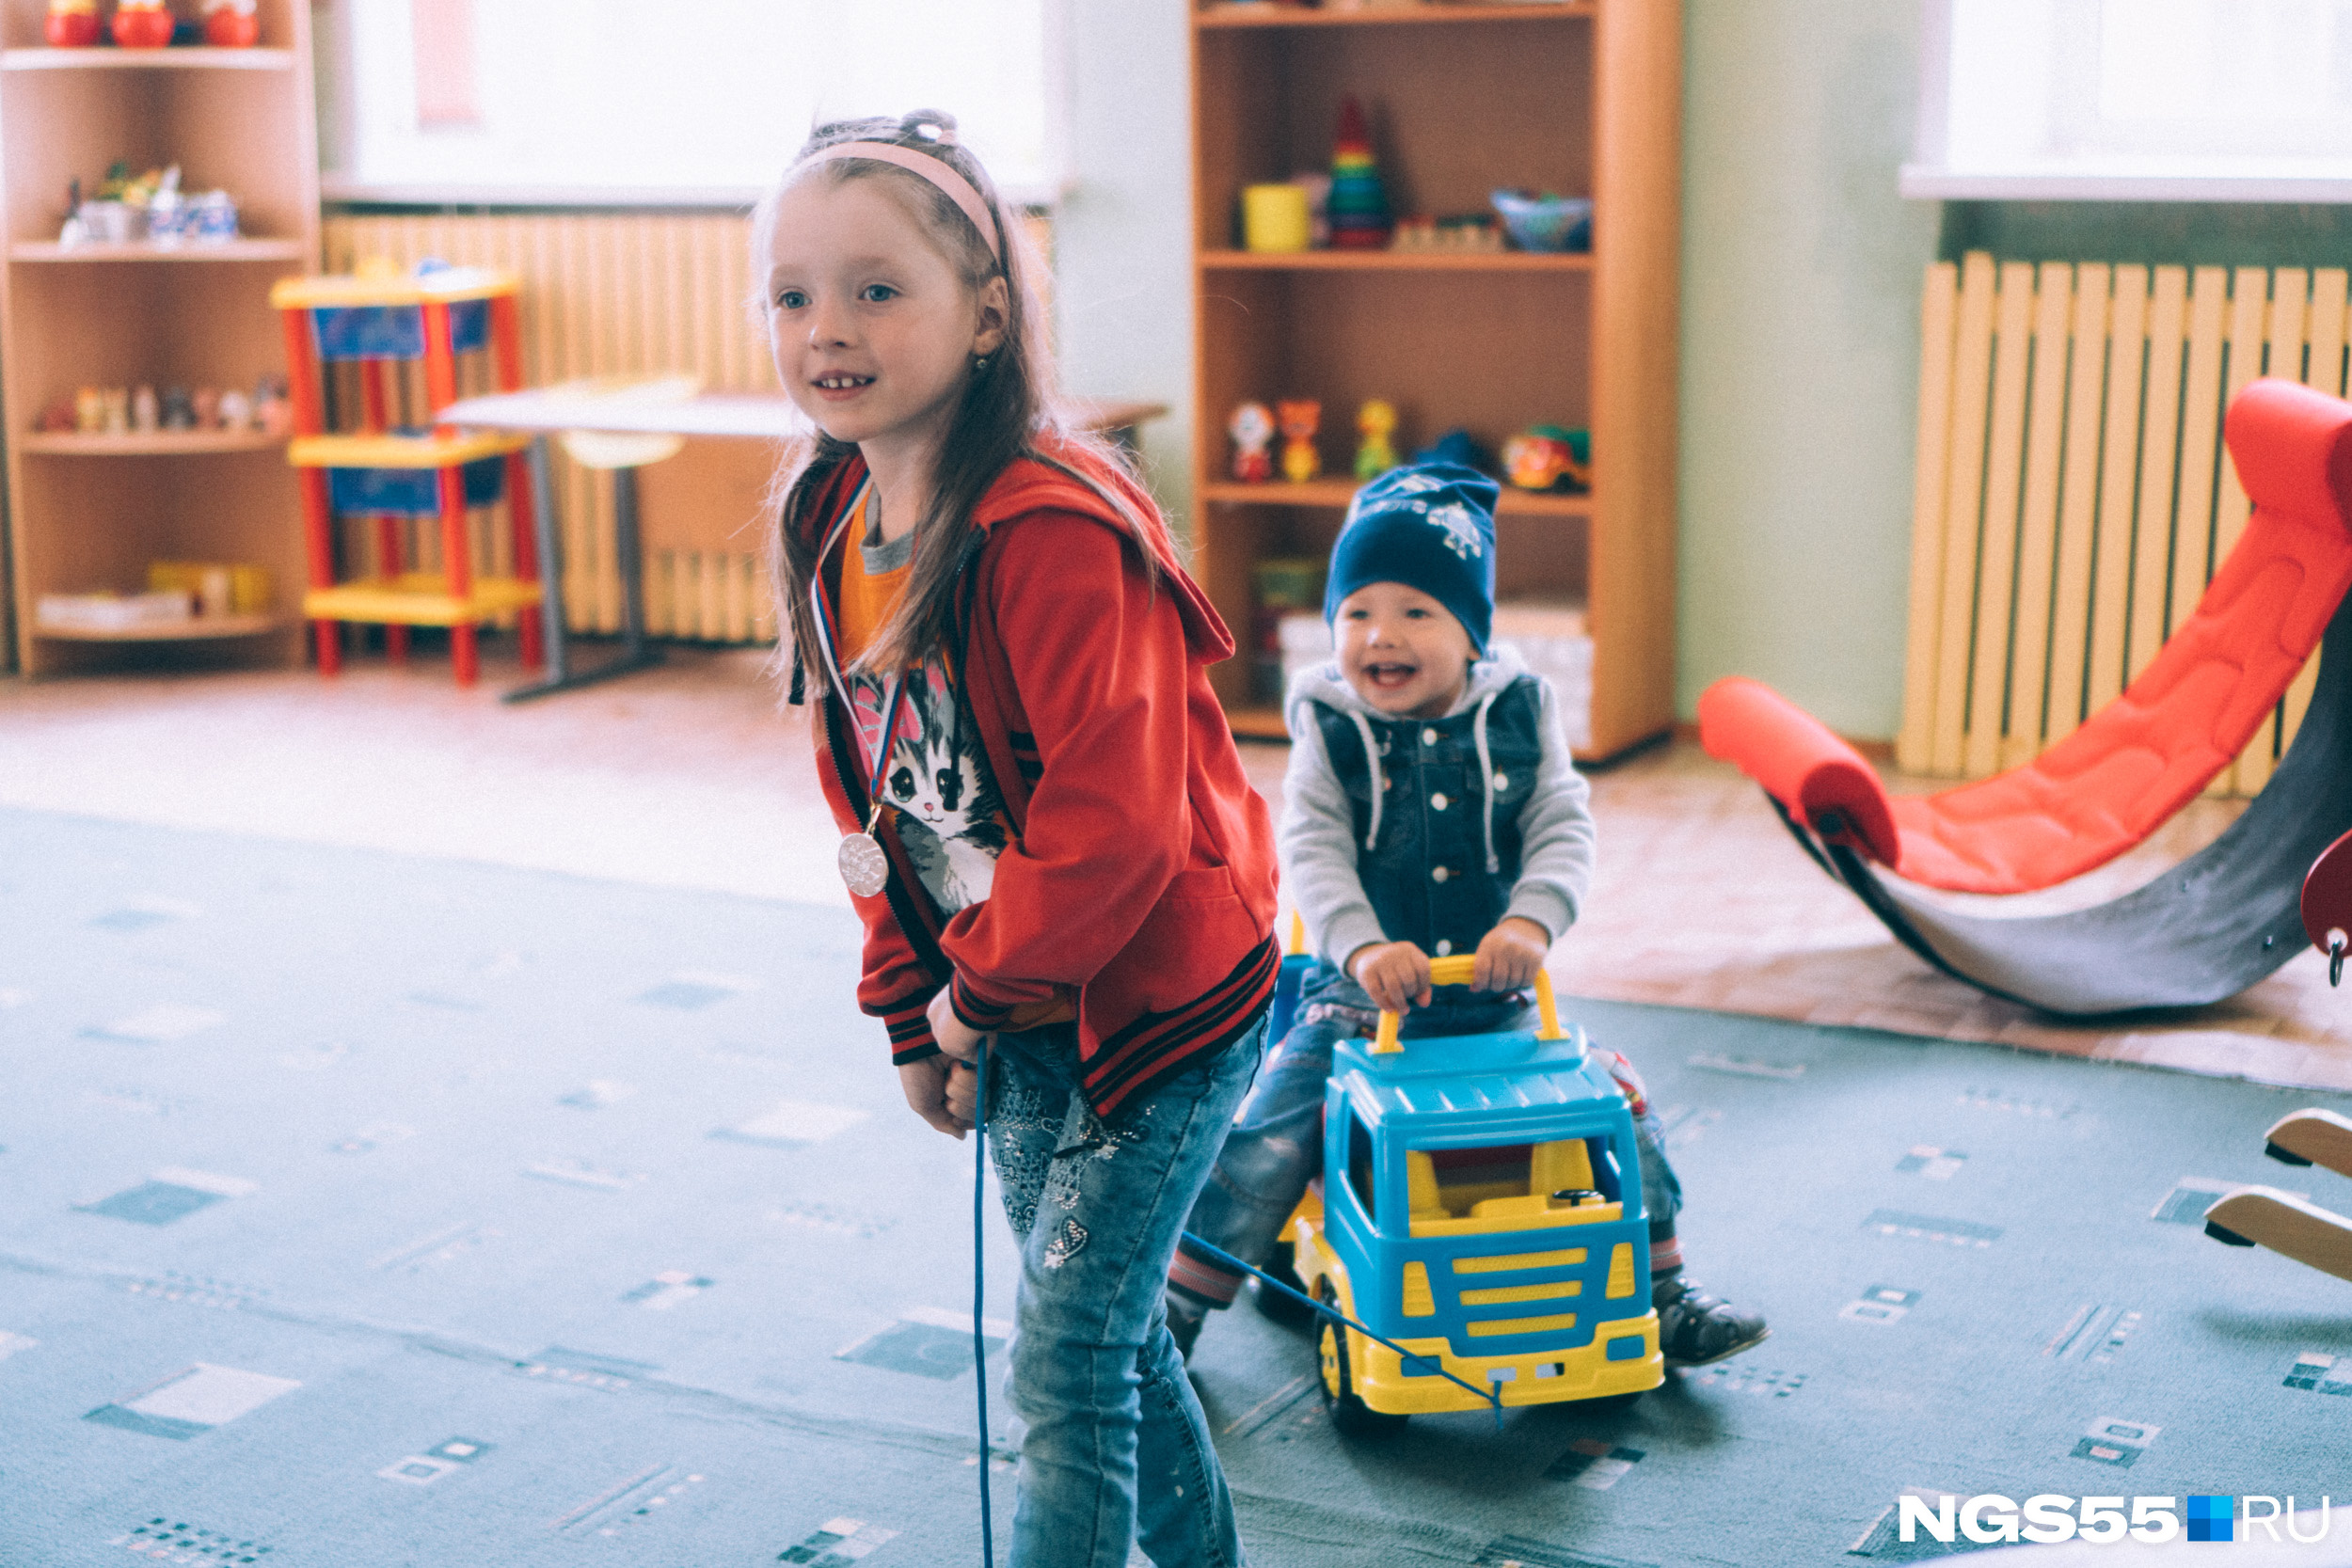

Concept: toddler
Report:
left=1165, top=462, right=1768, bottom=1371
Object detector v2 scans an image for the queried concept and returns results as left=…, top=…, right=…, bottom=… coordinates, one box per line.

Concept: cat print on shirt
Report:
left=881, top=663, right=1009, bottom=912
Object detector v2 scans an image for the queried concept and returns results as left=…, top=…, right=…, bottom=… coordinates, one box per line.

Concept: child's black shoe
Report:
left=1654, top=1276, right=1769, bottom=1369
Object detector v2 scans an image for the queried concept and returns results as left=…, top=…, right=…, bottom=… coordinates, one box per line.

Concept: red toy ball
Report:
left=203, top=0, right=259, bottom=46
left=110, top=2, right=176, bottom=49
left=43, top=0, right=101, bottom=46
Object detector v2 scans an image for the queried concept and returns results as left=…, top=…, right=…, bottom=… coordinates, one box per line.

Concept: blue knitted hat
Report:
left=1322, top=461, right=1500, bottom=651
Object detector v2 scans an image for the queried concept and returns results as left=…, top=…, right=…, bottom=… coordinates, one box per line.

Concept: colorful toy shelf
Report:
left=1195, top=3, right=1597, bottom=29
left=1190, top=0, right=1678, bottom=759
left=289, top=431, right=532, bottom=469
left=20, top=429, right=286, bottom=455
left=0, top=46, right=297, bottom=71
left=301, top=575, right=542, bottom=628
left=9, top=238, right=306, bottom=261
left=1200, top=247, right=1592, bottom=272
left=0, top=0, right=320, bottom=675
left=1199, top=478, right=1591, bottom=516
left=274, top=261, right=546, bottom=686
left=34, top=612, right=280, bottom=642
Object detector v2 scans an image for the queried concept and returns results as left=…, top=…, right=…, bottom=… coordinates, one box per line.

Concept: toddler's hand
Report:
left=1472, top=917, right=1551, bottom=992
left=1350, top=941, right=1432, bottom=1014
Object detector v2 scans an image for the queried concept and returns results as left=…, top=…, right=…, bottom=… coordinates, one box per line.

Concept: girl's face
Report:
left=764, top=175, right=1007, bottom=455
left=1335, top=582, right=1475, bottom=720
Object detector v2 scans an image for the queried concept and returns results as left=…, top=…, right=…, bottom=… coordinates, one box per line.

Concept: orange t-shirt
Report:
left=834, top=489, right=908, bottom=670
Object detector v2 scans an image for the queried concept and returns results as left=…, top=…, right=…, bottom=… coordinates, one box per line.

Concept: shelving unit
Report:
left=1189, top=0, right=1680, bottom=757
left=0, top=0, right=319, bottom=675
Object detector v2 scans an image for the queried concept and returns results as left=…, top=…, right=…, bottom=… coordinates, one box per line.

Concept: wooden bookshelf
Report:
left=0, top=0, right=319, bottom=676
left=1189, top=0, right=1679, bottom=759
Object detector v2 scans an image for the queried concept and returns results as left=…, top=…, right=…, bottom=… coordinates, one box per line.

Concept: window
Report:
left=320, top=0, right=1061, bottom=205
left=1904, top=0, right=2352, bottom=200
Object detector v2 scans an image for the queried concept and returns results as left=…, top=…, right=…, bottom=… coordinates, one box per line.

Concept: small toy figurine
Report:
left=1327, top=96, right=1392, bottom=251
left=1354, top=399, right=1398, bottom=481
left=44, top=0, right=100, bottom=47
left=35, top=399, right=75, bottom=434
left=110, top=0, right=175, bottom=49
left=99, top=388, right=130, bottom=435
left=193, top=387, right=221, bottom=429
left=1229, top=401, right=1276, bottom=483
left=1502, top=423, right=1591, bottom=493
left=131, top=385, right=159, bottom=434
left=72, top=388, right=103, bottom=433
left=202, top=0, right=261, bottom=47
left=252, top=375, right=291, bottom=436
left=161, top=386, right=196, bottom=430
left=217, top=388, right=252, bottom=431
left=1277, top=399, right=1322, bottom=483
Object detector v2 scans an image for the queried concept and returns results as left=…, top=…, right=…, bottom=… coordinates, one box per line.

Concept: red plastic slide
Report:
left=1699, top=378, right=2352, bottom=896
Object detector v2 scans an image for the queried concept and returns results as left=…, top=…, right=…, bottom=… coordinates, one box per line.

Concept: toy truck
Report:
left=1286, top=958, right=1664, bottom=1433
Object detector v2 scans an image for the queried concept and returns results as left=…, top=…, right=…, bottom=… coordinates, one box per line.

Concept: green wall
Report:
left=1676, top=0, right=1939, bottom=738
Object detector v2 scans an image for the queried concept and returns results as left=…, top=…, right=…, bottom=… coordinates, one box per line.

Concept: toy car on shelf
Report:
left=1286, top=957, right=1663, bottom=1434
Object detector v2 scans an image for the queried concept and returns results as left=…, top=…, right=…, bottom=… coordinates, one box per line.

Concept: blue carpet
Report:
left=3, top=807, right=2349, bottom=1567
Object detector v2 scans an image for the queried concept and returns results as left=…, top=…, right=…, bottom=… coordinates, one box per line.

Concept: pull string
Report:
left=972, top=1037, right=996, bottom=1567
left=1176, top=1231, right=1503, bottom=1431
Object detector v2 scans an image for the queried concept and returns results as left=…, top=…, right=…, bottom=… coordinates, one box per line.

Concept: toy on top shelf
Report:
left=203, top=0, right=261, bottom=47
left=1503, top=424, right=1590, bottom=493
left=110, top=0, right=175, bottom=48
left=1277, top=399, right=1322, bottom=483
left=1327, top=96, right=1391, bottom=251
left=44, top=0, right=99, bottom=46
left=1354, top=399, right=1398, bottom=481
left=1489, top=189, right=1593, bottom=254
left=1230, top=401, right=1276, bottom=483
left=273, top=261, right=545, bottom=686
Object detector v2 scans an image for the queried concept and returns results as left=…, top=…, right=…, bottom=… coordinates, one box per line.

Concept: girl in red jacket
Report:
left=761, top=110, right=1279, bottom=1567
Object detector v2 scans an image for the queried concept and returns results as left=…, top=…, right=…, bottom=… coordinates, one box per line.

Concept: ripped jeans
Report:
left=985, top=1010, right=1267, bottom=1568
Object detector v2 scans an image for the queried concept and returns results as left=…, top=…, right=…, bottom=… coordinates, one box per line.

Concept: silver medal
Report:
left=839, top=831, right=890, bottom=897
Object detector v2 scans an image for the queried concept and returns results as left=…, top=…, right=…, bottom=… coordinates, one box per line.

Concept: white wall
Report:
left=1050, top=3, right=1198, bottom=537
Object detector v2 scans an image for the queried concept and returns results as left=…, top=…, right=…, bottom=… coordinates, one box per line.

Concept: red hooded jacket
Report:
left=801, top=439, right=1279, bottom=1117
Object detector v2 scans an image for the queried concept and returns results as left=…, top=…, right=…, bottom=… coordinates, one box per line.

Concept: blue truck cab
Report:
left=1286, top=963, right=1664, bottom=1432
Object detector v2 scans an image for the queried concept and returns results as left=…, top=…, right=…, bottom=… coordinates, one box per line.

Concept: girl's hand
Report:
left=927, top=987, right=990, bottom=1064
left=1349, top=941, right=1432, bottom=1014
left=898, top=1054, right=971, bottom=1139
left=1472, top=917, right=1551, bottom=992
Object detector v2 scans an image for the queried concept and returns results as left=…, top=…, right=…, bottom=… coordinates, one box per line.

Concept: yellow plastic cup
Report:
left=1242, top=183, right=1312, bottom=253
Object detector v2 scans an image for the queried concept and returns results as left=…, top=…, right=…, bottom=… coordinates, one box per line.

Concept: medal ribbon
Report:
left=809, top=481, right=909, bottom=829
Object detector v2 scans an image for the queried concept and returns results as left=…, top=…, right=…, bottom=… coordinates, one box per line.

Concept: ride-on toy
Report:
left=1284, top=958, right=1664, bottom=1434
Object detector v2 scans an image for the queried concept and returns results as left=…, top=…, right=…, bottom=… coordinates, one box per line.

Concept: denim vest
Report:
left=1311, top=674, right=1546, bottom=959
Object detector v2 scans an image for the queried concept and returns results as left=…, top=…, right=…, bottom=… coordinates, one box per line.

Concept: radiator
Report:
left=319, top=211, right=777, bottom=645
left=1898, top=253, right=2352, bottom=797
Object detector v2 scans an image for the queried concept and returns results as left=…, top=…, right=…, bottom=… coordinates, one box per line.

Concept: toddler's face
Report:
left=1335, top=583, right=1474, bottom=719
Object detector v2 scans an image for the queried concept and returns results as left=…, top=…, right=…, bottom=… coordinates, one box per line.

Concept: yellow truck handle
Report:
left=1372, top=954, right=1562, bottom=1053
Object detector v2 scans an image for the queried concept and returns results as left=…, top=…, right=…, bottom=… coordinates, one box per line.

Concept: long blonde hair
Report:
left=757, top=109, right=1162, bottom=690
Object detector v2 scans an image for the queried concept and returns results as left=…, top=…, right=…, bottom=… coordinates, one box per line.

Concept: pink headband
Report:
left=804, top=140, right=1002, bottom=262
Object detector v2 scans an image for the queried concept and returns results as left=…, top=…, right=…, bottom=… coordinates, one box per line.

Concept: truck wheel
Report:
left=1317, top=1282, right=1407, bottom=1438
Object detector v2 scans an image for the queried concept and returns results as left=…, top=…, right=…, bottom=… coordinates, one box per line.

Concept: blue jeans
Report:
left=985, top=1011, right=1267, bottom=1568
left=1176, top=963, right=1680, bottom=1307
